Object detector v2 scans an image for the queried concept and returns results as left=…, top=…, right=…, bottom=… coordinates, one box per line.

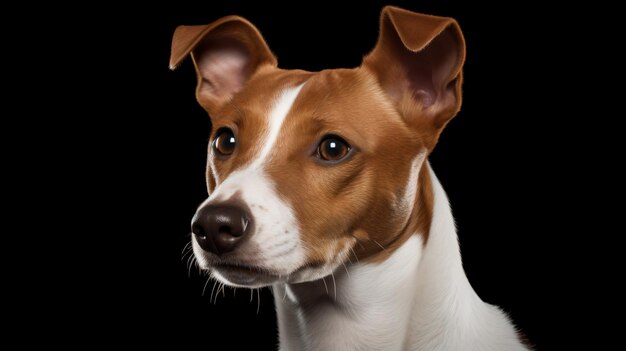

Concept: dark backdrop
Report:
left=71, top=1, right=579, bottom=349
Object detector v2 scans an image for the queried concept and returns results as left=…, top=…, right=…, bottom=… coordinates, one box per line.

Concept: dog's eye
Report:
left=317, top=136, right=351, bottom=162
left=214, top=128, right=236, bottom=157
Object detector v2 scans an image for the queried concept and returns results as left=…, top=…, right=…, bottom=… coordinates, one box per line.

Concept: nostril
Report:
left=192, top=223, right=206, bottom=238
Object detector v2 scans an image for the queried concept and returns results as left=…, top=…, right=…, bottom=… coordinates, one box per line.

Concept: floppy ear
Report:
left=363, top=6, right=466, bottom=149
left=169, top=16, right=277, bottom=114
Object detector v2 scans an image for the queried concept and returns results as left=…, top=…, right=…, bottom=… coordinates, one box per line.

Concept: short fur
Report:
left=171, top=6, right=530, bottom=350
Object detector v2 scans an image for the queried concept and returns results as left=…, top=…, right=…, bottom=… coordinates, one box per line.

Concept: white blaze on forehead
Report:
left=252, top=83, right=304, bottom=167
left=207, top=83, right=305, bottom=187
left=208, top=82, right=305, bottom=198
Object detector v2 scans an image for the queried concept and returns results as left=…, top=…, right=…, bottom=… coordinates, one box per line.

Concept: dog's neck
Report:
left=274, top=164, right=524, bottom=351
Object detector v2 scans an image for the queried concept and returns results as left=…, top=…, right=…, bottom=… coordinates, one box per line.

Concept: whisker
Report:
left=202, top=277, right=211, bottom=296
left=331, top=272, right=337, bottom=301
left=355, top=240, right=366, bottom=250
left=181, top=249, right=192, bottom=261
left=213, top=283, right=219, bottom=304
left=322, top=277, right=329, bottom=295
left=341, top=261, right=351, bottom=280
left=372, top=239, right=388, bottom=252
left=349, top=246, right=360, bottom=263
left=217, top=283, right=225, bottom=303
left=210, top=280, right=219, bottom=303
left=256, top=288, right=261, bottom=314
left=345, top=254, right=353, bottom=264
left=217, top=283, right=225, bottom=304
left=187, top=256, right=196, bottom=278
left=181, top=242, right=192, bottom=257
left=250, top=288, right=254, bottom=303
left=181, top=249, right=191, bottom=261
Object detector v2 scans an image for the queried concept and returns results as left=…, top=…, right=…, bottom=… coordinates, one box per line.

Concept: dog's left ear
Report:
left=169, top=16, right=277, bottom=114
left=363, top=6, right=466, bottom=149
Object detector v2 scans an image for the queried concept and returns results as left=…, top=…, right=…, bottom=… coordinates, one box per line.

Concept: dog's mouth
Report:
left=192, top=238, right=352, bottom=288
left=211, top=262, right=280, bottom=287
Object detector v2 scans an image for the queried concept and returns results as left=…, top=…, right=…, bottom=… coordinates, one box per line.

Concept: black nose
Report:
left=191, top=204, right=252, bottom=255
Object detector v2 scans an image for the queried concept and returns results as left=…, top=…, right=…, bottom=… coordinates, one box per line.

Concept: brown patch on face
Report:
left=262, top=68, right=435, bottom=264
left=364, top=163, right=434, bottom=263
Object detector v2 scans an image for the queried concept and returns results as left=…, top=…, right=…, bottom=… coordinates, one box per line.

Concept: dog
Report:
left=170, top=6, right=530, bottom=350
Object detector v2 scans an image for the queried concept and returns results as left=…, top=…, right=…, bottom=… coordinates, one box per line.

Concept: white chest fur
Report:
left=273, top=167, right=528, bottom=351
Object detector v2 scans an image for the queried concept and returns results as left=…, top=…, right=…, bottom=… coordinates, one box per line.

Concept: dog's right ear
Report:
left=363, top=7, right=465, bottom=150
left=170, top=16, right=277, bottom=114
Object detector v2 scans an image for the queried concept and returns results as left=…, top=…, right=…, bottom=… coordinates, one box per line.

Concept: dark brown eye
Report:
left=317, top=136, right=351, bottom=162
left=213, top=129, right=236, bottom=156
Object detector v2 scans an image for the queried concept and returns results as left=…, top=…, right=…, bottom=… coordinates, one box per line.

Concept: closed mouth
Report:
left=212, top=262, right=279, bottom=287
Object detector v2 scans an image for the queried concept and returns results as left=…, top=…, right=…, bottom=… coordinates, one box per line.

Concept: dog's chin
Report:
left=193, top=242, right=352, bottom=288
left=203, top=261, right=344, bottom=289
left=210, top=263, right=280, bottom=288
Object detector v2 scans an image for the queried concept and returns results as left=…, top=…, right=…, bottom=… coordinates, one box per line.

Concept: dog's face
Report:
left=171, top=7, right=465, bottom=288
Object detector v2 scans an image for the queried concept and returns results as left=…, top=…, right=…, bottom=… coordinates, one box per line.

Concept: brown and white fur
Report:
left=170, top=6, right=529, bottom=350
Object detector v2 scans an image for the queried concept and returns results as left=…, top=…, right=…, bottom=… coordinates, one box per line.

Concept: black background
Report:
left=47, top=0, right=585, bottom=349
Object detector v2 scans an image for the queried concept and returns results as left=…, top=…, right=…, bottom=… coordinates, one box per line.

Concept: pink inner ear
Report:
left=194, top=38, right=251, bottom=101
left=405, top=29, right=460, bottom=110
left=413, top=89, right=435, bottom=108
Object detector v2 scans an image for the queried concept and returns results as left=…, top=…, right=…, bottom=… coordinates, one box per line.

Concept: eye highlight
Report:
left=213, top=128, right=236, bottom=157
left=317, top=135, right=351, bottom=162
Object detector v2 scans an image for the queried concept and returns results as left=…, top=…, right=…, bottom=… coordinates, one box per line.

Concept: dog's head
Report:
left=171, top=6, right=465, bottom=288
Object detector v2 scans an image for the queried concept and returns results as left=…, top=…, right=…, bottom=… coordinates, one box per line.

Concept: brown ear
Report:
left=363, top=6, right=466, bottom=149
left=169, top=16, right=277, bottom=113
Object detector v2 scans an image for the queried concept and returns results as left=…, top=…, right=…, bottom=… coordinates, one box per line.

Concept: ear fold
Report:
left=363, top=6, right=466, bottom=148
left=170, top=16, right=277, bottom=114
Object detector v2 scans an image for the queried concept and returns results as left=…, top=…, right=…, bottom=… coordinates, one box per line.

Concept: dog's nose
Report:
left=191, top=204, right=252, bottom=255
